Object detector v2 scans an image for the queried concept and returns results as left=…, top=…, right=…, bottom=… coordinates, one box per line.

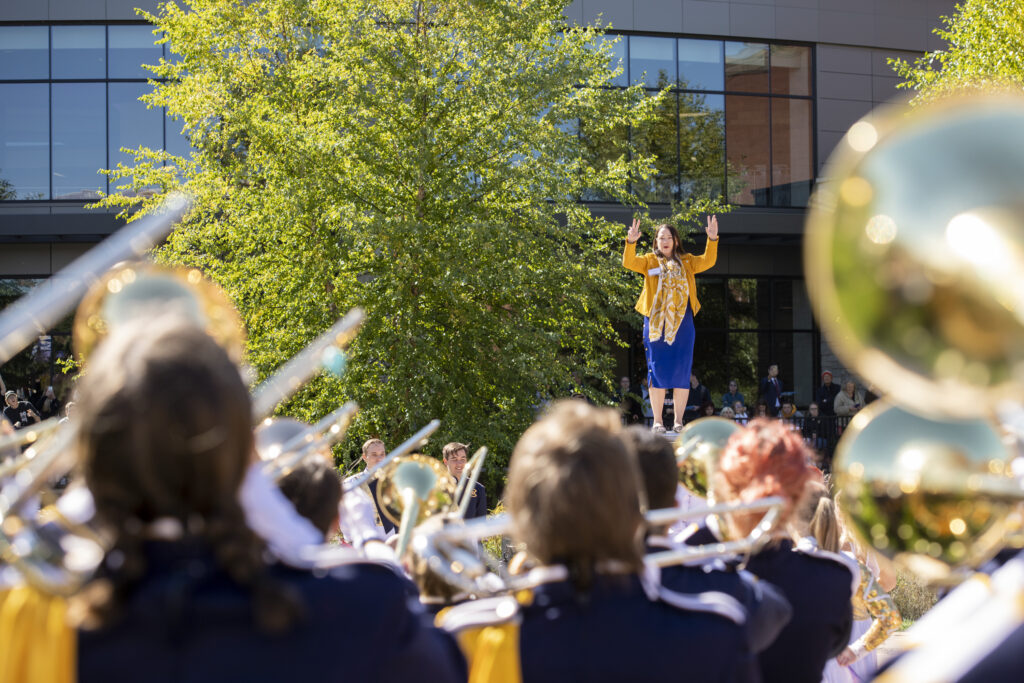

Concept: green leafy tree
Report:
left=892, top=0, right=1024, bottom=103
left=95, top=0, right=727, bottom=498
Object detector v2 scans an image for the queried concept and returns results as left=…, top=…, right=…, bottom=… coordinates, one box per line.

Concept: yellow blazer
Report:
left=622, top=238, right=718, bottom=318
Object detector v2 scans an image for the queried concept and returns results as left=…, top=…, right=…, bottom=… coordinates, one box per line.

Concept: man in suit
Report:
left=442, top=442, right=487, bottom=519
left=759, top=364, right=784, bottom=417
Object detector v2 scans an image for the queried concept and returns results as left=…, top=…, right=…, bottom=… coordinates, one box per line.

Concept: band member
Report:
left=626, top=426, right=792, bottom=660
left=704, top=419, right=857, bottom=683
left=70, top=316, right=465, bottom=682
left=440, top=400, right=751, bottom=682
left=623, top=217, right=719, bottom=434
left=360, top=438, right=397, bottom=535
left=442, top=442, right=487, bottom=519
left=277, top=457, right=343, bottom=539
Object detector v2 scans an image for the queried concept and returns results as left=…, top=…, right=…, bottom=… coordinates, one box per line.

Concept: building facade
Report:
left=0, top=0, right=957, bottom=405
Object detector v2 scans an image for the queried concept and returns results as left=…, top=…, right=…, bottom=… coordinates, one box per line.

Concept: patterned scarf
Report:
left=648, top=256, right=689, bottom=344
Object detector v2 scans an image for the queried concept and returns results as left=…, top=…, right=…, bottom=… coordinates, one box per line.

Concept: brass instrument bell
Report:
left=833, top=401, right=1023, bottom=585
left=377, top=454, right=457, bottom=558
left=73, top=262, right=246, bottom=365
left=674, top=416, right=741, bottom=498
left=804, top=96, right=1024, bottom=419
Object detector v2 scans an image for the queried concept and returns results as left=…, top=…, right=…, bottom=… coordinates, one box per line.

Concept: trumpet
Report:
left=410, top=496, right=785, bottom=597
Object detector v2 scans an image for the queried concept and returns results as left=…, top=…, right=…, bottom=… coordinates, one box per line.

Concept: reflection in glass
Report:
left=770, top=45, right=811, bottom=96
left=108, top=25, right=162, bottom=79
left=53, top=83, right=106, bottom=199
left=580, top=105, right=628, bottom=201
left=728, top=279, right=758, bottom=329
left=679, top=92, right=724, bottom=201
left=771, top=98, right=813, bottom=207
left=0, top=26, right=48, bottom=80
left=165, top=113, right=194, bottom=162
left=630, top=36, right=675, bottom=88
left=678, top=39, right=723, bottom=91
left=695, top=278, right=726, bottom=329
left=725, top=42, right=769, bottom=93
left=587, top=34, right=627, bottom=87
left=0, top=84, right=49, bottom=199
left=631, top=91, right=678, bottom=203
left=109, top=83, right=162, bottom=191
left=52, top=25, right=105, bottom=79
left=726, top=95, right=770, bottom=206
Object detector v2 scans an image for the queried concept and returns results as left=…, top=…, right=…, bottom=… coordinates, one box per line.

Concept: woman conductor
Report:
left=623, top=216, right=718, bottom=433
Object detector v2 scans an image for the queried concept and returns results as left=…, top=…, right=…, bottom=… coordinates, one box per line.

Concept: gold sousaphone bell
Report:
left=806, top=95, right=1024, bottom=584
left=674, top=416, right=741, bottom=499
left=377, top=454, right=457, bottom=558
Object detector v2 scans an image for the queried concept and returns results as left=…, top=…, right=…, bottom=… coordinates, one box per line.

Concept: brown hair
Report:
left=506, top=400, right=643, bottom=591
left=72, top=316, right=301, bottom=632
left=652, top=223, right=688, bottom=262
left=714, top=418, right=813, bottom=537
left=278, top=458, right=342, bottom=537
left=623, top=426, right=677, bottom=513
left=442, top=442, right=469, bottom=460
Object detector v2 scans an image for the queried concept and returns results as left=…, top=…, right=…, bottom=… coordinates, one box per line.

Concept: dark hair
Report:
left=506, top=400, right=643, bottom=592
left=623, top=426, right=677, bottom=512
left=278, top=458, right=342, bottom=537
left=651, top=224, right=687, bottom=261
left=73, top=316, right=301, bottom=632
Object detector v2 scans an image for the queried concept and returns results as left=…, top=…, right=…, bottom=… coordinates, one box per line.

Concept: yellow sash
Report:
left=648, top=258, right=689, bottom=345
left=0, top=585, right=75, bottom=683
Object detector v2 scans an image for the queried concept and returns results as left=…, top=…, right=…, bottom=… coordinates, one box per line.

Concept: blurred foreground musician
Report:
left=8, top=316, right=465, bottom=682
left=682, top=419, right=857, bottom=683
left=440, top=400, right=751, bottom=683
left=442, top=442, right=487, bottom=519
left=626, top=426, right=792, bottom=660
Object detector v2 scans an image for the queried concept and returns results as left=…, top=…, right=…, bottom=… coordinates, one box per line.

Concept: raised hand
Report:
left=706, top=215, right=719, bottom=241
left=626, top=218, right=641, bottom=244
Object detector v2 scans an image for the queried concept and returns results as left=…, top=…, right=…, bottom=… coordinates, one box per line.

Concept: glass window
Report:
left=109, top=83, right=163, bottom=191
left=630, top=36, right=675, bottom=89
left=165, top=113, right=194, bottom=161
left=0, top=26, right=49, bottom=80
left=770, top=45, right=811, bottom=96
left=679, top=92, right=724, bottom=201
left=727, top=279, right=758, bottom=329
left=694, top=278, right=726, bottom=328
left=726, top=95, right=770, bottom=206
left=725, top=42, right=769, bottom=93
left=631, top=91, right=678, bottom=203
left=588, top=34, right=626, bottom=87
left=108, top=25, right=161, bottom=79
left=725, top=331, right=759, bottom=408
left=52, top=25, right=105, bottom=79
left=771, top=98, right=813, bottom=207
left=52, top=83, right=106, bottom=200
left=0, top=84, right=49, bottom=199
left=678, top=39, right=723, bottom=91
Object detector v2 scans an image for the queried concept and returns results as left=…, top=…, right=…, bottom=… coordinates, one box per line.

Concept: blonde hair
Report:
left=805, top=483, right=841, bottom=553
left=506, top=400, right=643, bottom=591
left=361, top=438, right=384, bottom=456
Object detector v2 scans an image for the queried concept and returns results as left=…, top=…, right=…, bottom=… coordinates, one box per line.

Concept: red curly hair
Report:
left=715, top=418, right=813, bottom=536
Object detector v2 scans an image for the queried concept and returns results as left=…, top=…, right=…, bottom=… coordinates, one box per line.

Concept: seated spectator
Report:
left=701, top=401, right=716, bottom=418
left=684, top=373, right=711, bottom=423
left=721, top=380, right=744, bottom=413
left=779, top=394, right=802, bottom=420
left=35, top=385, right=62, bottom=420
left=815, top=371, right=840, bottom=416
left=3, top=390, right=40, bottom=430
left=834, top=380, right=865, bottom=417
left=753, top=400, right=770, bottom=419
left=277, top=457, right=343, bottom=539
left=733, top=401, right=749, bottom=424
left=720, top=406, right=736, bottom=420
left=71, top=317, right=465, bottom=682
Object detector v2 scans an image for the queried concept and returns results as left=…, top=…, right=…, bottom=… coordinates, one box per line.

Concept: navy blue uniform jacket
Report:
left=463, top=481, right=487, bottom=520
left=78, top=540, right=466, bottom=683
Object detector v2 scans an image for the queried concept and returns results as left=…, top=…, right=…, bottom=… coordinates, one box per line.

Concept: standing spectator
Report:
left=802, top=402, right=829, bottom=454
left=3, top=390, right=40, bottom=430
left=834, top=381, right=865, bottom=417
left=684, top=373, right=712, bottom=424
left=779, top=394, right=802, bottom=420
left=35, top=385, right=62, bottom=420
left=815, top=371, right=840, bottom=416
left=759, top=364, right=784, bottom=417
left=617, top=376, right=643, bottom=425
left=721, top=380, right=744, bottom=412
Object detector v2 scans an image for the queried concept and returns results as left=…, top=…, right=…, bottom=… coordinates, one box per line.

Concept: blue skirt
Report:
left=644, top=308, right=695, bottom=390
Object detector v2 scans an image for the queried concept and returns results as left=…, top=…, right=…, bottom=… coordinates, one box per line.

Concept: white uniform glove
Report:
left=338, top=486, right=387, bottom=548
